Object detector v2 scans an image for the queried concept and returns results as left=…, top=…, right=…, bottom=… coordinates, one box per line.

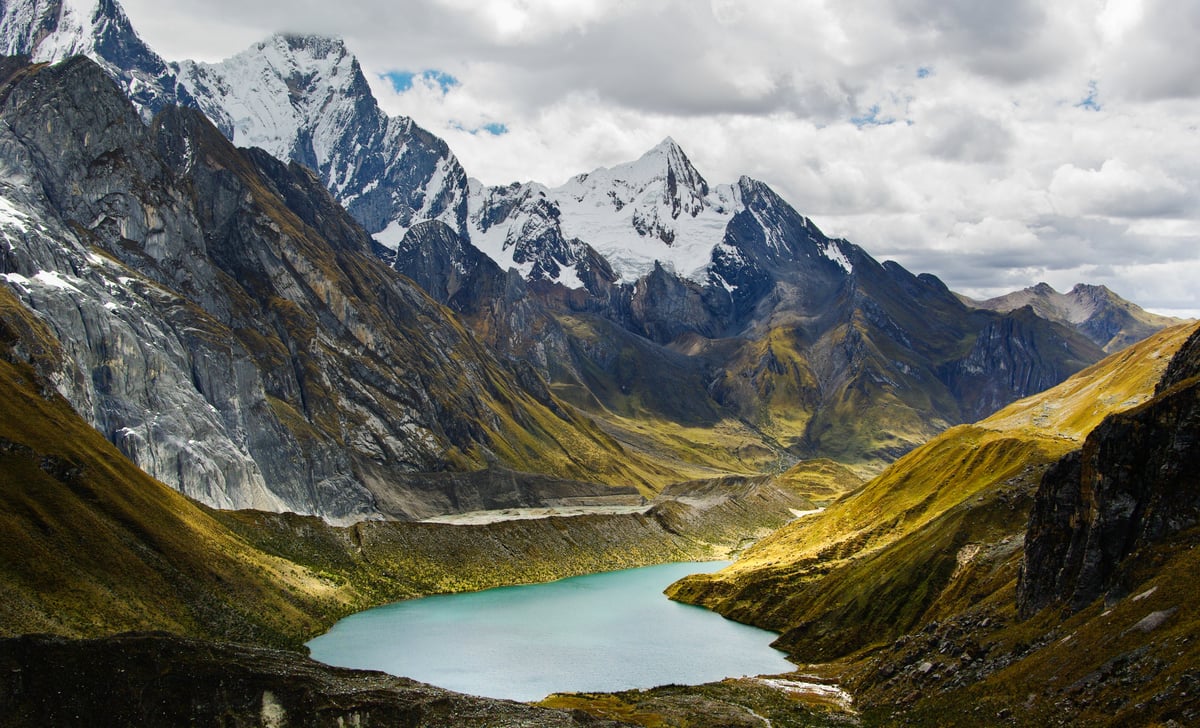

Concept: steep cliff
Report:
left=1018, top=325, right=1200, bottom=616
left=0, top=55, right=666, bottom=520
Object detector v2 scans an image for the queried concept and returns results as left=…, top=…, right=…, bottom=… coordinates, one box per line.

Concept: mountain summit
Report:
left=0, top=0, right=194, bottom=114
left=969, top=281, right=1185, bottom=352
left=464, top=138, right=858, bottom=293
left=174, top=33, right=469, bottom=240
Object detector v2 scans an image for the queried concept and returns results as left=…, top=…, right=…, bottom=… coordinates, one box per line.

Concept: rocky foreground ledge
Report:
left=0, top=633, right=626, bottom=727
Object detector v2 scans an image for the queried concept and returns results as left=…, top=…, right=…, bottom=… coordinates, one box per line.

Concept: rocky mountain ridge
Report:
left=1018, top=324, right=1200, bottom=616
left=0, top=54, right=663, bottom=521
left=0, top=0, right=1165, bottom=491
left=968, top=281, right=1184, bottom=353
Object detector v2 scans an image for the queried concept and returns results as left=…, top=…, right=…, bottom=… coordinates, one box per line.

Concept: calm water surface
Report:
left=306, top=561, right=792, bottom=701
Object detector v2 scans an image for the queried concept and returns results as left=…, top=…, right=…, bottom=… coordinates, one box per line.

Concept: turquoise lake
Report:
left=306, top=561, right=793, bottom=701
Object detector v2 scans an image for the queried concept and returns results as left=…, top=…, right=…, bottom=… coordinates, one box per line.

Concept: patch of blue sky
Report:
left=383, top=69, right=460, bottom=94
left=917, top=66, right=933, bottom=79
left=450, top=121, right=510, bottom=136
left=1076, top=80, right=1101, bottom=111
left=850, top=105, right=896, bottom=128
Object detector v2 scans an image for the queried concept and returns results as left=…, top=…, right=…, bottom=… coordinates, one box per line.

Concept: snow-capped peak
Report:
left=468, top=139, right=745, bottom=286
left=175, top=33, right=361, bottom=165
left=1, top=0, right=191, bottom=120
left=1, top=0, right=96, bottom=61
left=173, top=31, right=470, bottom=242
left=563, top=136, right=715, bottom=220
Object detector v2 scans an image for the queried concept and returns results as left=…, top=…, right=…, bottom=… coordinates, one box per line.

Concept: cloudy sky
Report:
left=119, top=0, right=1200, bottom=316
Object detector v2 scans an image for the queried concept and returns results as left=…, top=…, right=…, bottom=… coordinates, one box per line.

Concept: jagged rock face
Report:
left=174, top=34, right=469, bottom=242
left=0, top=56, right=289, bottom=513
left=0, top=56, right=645, bottom=520
left=0, top=634, right=618, bottom=727
left=942, top=306, right=1101, bottom=421
left=1018, top=325, right=1200, bottom=617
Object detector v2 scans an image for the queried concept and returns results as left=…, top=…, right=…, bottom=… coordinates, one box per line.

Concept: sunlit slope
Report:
left=667, top=322, right=1197, bottom=658
left=0, top=290, right=346, bottom=647
left=0, top=286, right=802, bottom=649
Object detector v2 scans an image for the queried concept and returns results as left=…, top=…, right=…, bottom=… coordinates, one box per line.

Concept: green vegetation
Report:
left=0, top=293, right=808, bottom=650
left=656, top=322, right=1200, bottom=725
left=0, top=290, right=346, bottom=647
left=773, top=459, right=865, bottom=504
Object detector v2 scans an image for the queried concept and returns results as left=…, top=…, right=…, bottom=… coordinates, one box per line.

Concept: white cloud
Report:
left=116, top=0, right=1200, bottom=314
left=1049, top=159, right=1192, bottom=218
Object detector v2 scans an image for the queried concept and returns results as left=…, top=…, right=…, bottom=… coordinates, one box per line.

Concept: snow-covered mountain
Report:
left=0, top=0, right=195, bottom=115
left=0, top=0, right=467, bottom=243
left=469, top=138, right=737, bottom=287
left=465, top=137, right=855, bottom=295
left=175, top=34, right=467, bottom=240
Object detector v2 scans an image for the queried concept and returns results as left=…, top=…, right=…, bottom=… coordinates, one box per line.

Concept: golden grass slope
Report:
left=0, top=283, right=801, bottom=649
left=667, top=322, right=1198, bottom=657
left=0, top=291, right=348, bottom=647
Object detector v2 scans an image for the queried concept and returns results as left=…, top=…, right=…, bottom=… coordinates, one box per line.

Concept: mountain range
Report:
left=1, top=2, right=1198, bottom=725
left=0, top=0, right=1182, bottom=522
left=966, top=281, right=1182, bottom=353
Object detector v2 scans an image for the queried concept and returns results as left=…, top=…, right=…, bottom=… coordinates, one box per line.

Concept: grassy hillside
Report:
left=667, top=322, right=1197, bottom=659
left=1, top=284, right=813, bottom=649
left=0, top=290, right=347, bottom=647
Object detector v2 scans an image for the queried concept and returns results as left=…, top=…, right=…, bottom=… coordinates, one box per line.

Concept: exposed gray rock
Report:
left=0, top=56, right=635, bottom=521
left=969, top=281, right=1184, bottom=353
left=1018, top=325, right=1200, bottom=616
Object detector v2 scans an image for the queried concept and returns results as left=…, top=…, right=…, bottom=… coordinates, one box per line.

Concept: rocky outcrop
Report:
left=942, top=306, right=1102, bottom=421
left=1018, top=325, right=1200, bottom=616
left=0, top=55, right=657, bottom=521
left=0, top=633, right=623, bottom=727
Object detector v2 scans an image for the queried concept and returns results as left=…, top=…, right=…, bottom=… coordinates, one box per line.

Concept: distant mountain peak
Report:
left=0, top=0, right=191, bottom=117
left=973, top=280, right=1181, bottom=352
left=469, top=138, right=742, bottom=286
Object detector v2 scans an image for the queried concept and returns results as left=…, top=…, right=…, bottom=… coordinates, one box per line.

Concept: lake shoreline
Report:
left=307, top=561, right=794, bottom=702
